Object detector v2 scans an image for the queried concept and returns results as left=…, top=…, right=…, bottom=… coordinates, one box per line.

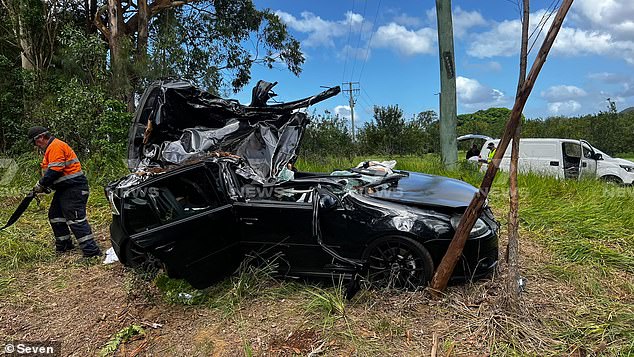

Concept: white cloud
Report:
left=338, top=45, right=370, bottom=61
left=572, top=0, right=634, bottom=41
left=372, top=23, right=436, bottom=55
left=425, top=7, right=486, bottom=38
left=486, top=61, right=502, bottom=72
left=542, top=85, right=587, bottom=115
left=467, top=8, right=634, bottom=64
left=541, top=85, right=588, bottom=102
left=456, top=76, right=506, bottom=107
left=548, top=100, right=582, bottom=114
left=275, top=11, right=365, bottom=47
left=453, top=7, right=487, bottom=38
left=334, top=105, right=351, bottom=119
left=588, top=72, right=624, bottom=83
left=466, top=14, right=524, bottom=58
left=393, top=13, right=423, bottom=27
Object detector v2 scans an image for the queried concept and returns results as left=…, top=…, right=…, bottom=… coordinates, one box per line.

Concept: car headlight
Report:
left=450, top=215, right=489, bottom=237
left=620, top=165, right=634, bottom=173
left=107, top=190, right=120, bottom=216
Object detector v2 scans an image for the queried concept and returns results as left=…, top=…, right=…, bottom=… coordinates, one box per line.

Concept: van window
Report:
left=581, top=143, right=593, bottom=158
left=562, top=142, right=581, bottom=158
left=522, top=142, right=557, bottom=157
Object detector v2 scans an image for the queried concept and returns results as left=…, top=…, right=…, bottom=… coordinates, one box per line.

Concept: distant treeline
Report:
left=301, top=104, right=634, bottom=158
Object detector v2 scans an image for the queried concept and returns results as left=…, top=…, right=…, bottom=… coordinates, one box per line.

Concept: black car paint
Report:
left=106, top=79, right=499, bottom=290
left=107, top=158, right=499, bottom=289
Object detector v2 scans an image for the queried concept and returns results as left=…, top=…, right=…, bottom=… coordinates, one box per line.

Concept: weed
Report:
left=98, top=324, right=145, bottom=357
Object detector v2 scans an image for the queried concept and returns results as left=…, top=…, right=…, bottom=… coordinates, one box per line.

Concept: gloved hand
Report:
left=33, top=182, right=51, bottom=194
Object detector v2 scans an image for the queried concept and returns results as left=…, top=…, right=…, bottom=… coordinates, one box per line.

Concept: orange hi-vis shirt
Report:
left=40, top=138, right=84, bottom=185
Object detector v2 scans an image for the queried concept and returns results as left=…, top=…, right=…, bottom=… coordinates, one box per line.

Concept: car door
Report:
left=233, top=184, right=332, bottom=274
left=125, top=162, right=241, bottom=288
left=579, top=140, right=597, bottom=179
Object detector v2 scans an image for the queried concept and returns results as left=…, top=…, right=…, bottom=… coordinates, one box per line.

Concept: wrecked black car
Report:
left=105, top=80, right=499, bottom=291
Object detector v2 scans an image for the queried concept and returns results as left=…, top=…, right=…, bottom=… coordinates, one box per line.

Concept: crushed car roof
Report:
left=127, top=79, right=340, bottom=183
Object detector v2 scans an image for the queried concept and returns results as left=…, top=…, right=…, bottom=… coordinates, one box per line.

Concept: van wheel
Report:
left=362, top=235, right=434, bottom=290
left=601, top=175, right=623, bottom=185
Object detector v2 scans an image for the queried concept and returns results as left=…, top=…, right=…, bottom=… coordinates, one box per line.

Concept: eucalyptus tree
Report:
left=94, top=0, right=304, bottom=105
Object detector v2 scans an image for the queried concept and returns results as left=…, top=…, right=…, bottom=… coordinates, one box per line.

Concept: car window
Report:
left=123, top=194, right=161, bottom=234
left=244, top=184, right=313, bottom=203
left=123, top=166, right=221, bottom=232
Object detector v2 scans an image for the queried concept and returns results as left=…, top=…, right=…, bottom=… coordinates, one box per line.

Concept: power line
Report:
left=341, top=0, right=356, bottom=84
left=349, top=0, right=368, bottom=80
left=356, top=0, right=382, bottom=83
left=528, top=0, right=561, bottom=54
left=361, top=87, right=376, bottom=107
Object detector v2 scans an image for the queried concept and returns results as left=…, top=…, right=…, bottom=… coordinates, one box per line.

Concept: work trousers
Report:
left=48, top=184, right=101, bottom=257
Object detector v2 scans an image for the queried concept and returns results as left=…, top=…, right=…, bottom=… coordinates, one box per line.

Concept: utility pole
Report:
left=342, top=81, right=360, bottom=141
left=435, top=0, right=458, bottom=168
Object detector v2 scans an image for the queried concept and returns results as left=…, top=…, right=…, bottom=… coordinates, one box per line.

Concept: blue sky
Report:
left=234, top=0, right=634, bottom=125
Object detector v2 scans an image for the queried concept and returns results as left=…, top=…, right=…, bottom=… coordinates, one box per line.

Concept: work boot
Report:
left=55, top=239, right=75, bottom=253
left=81, top=244, right=102, bottom=258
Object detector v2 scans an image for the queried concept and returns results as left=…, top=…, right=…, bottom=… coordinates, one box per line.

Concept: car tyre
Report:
left=362, top=235, right=434, bottom=290
left=601, top=175, right=623, bottom=185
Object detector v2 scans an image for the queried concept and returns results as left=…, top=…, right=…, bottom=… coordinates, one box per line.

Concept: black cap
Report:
left=27, top=126, right=48, bottom=141
left=487, top=142, right=495, bottom=148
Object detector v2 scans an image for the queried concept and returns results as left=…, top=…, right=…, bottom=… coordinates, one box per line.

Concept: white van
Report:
left=458, top=135, right=634, bottom=185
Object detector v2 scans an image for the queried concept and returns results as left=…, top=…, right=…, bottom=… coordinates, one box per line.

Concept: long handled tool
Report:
left=0, top=190, right=40, bottom=230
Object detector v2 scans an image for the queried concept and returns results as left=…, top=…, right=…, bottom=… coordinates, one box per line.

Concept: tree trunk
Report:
left=137, top=0, right=149, bottom=60
left=505, top=0, right=530, bottom=308
left=18, top=14, right=34, bottom=70
left=430, top=0, right=574, bottom=295
left=108, top=0, right=125, bottom=91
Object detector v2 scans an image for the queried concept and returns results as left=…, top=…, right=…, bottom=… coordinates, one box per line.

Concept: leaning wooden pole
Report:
left=431, top=0, right=574, bottom=294
left=505, top=0, right=530, bottom=307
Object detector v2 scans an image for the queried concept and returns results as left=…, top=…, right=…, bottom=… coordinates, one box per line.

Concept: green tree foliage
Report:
left=357, top=106, right=439, bottom=155
left=0, top=55, right=25, bottom=153
left=95, top=0, right=304, bottom=96
left=457, top=107, right=512, bottom=139
left=302, top=111, right=355, bottom=158
left=31, top=79, right=131, bottom=157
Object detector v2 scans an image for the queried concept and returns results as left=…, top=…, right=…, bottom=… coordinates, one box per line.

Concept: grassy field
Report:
left=1, top=154, right=633, bottom=355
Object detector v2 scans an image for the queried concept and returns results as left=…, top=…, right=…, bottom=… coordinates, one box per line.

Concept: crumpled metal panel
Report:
left=128, top=80, right=340, bottom=183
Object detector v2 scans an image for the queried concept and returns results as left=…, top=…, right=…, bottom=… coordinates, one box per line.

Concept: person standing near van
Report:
left=466, top=144, right=480, bottom=160
left=486, top=142, right=496, bottom=163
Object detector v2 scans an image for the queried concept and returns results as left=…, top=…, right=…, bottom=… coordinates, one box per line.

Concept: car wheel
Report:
left=123, top=240, right=163, bottom=278
left=362, top=235, right=434, bottom=290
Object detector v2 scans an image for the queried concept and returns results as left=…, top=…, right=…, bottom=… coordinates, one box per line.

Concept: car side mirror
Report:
left=593, top=153, right=603, bottom=160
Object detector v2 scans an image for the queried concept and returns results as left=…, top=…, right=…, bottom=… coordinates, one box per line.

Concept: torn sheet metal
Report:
left=128, top=80, right=340, bottom=183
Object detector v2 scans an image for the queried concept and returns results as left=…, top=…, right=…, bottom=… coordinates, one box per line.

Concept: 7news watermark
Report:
left=2, top=341, right=61, bottom=356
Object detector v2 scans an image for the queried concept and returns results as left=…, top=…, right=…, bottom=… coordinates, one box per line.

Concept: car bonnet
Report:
left=367, top=172, right=478, bottom=209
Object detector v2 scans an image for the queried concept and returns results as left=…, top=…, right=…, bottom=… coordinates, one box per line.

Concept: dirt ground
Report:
left=0, top=226, right=630, bottom=356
